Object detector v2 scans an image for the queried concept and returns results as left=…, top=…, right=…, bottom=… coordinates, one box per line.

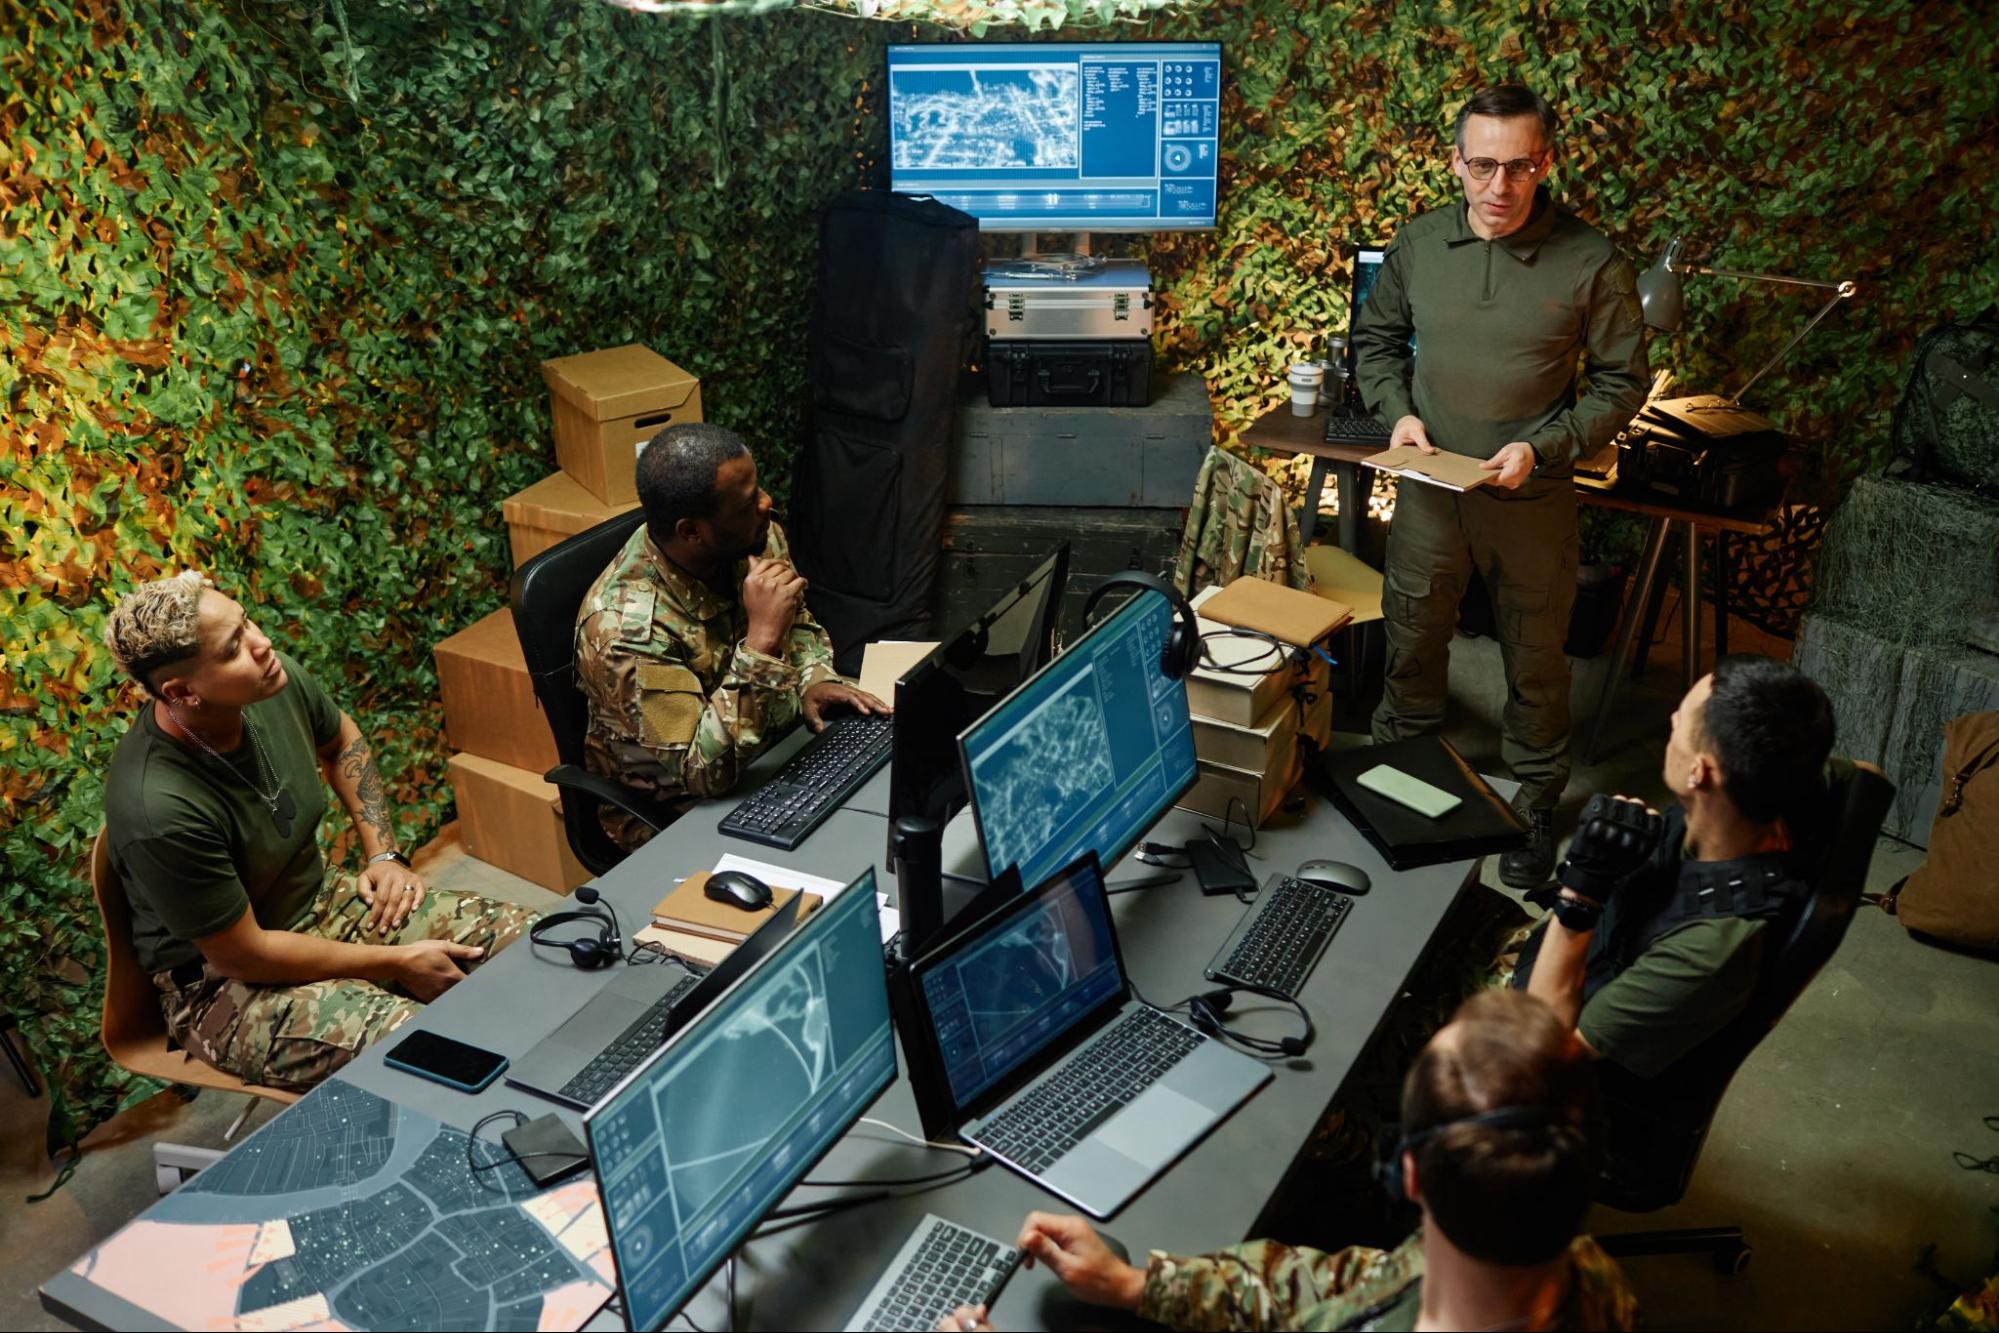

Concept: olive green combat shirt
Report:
left=575, top=521, right=841, bottom=850
left=104, top=653, right=342, bottom=975
left=1138, top=1231, right=1636, bottom=1331
left=1353, top=188, right=1650, bottom=493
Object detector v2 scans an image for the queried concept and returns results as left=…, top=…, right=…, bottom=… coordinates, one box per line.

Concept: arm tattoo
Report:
left=338, top=734, right=397, bottom=852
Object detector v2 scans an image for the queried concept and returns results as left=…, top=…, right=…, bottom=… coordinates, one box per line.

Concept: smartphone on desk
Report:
left=384, top=1029, right=509, bottom=1094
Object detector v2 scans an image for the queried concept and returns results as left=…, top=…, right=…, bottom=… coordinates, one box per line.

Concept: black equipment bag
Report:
left=1890, top=310, right=1999, bottom=491
left=985, top=338, right=1152, bottom=407
left=793, top=191, right=980, bottom=674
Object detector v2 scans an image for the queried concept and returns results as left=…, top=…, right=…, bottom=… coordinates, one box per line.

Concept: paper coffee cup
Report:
left=1288, top=362, right=1324, bottom=415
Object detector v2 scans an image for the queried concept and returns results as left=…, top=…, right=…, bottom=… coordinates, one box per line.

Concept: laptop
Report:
left=1324, top=243, right=1396, bottom=440
left=903, top=851, right=1270, bottom=1218
left=506, top=893, right=801, bottom=1110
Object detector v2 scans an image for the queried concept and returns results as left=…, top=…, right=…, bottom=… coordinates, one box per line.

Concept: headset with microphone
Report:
left=528, top=885, right=623, bottom=971
left=1080, top=571, right=1200, bottom=680
left=1375, top=1104, right=1593, bottom=1200
left=1183, top=982, right=1315, bottom=1058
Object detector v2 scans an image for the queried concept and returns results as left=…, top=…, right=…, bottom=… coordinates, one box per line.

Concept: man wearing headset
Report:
left=940, top=989, right=1635, bottom=1332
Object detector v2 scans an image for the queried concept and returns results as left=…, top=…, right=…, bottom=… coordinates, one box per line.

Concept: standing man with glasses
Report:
left=1353, top=84, right=1650, bottom=886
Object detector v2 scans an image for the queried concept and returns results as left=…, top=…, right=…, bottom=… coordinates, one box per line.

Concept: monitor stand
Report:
left=1020, top=231, right=1093, bottom=260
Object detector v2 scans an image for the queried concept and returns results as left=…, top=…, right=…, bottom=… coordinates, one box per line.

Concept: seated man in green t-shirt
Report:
left=940, top=990, right=1635, bottom=1332
left=101, top=571, right=537, bottom=1093
left=1512, top=654, right=1840, bottom=1078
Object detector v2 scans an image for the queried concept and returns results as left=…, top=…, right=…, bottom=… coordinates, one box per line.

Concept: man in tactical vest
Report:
left=1513, top=655, right=1838, bottom=1076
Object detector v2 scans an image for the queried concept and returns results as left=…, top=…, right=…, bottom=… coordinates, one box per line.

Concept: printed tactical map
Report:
left=57, top=1081, right=613, bottom=1331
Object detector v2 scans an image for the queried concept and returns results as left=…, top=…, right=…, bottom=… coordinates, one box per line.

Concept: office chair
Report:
left=89, top=831, right=300, bottom=1192
left=508, top=506, right=671, bottom=877
left=1591, top=762, right=1895, bottom=1273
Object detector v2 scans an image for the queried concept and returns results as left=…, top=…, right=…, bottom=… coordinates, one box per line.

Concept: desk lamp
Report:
left=1637, top=236, right=1858, bottom=408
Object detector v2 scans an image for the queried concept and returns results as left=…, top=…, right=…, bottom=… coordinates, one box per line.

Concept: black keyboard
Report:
left=555, top=967, right=705, bottom=1106
left=972, top=1007, right=1202, bottom=1174
left=1205, top=874, right=1353, bottom=997
left=718, top=713, right=894, bottom=850
left=845, top=1215, right=1021, bottom=1333
left=1323, top=413, right=1393, bottom=445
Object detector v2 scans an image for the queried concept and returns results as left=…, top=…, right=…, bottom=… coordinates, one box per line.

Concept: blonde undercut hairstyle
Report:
left=104, top=571, right=214, bottom=697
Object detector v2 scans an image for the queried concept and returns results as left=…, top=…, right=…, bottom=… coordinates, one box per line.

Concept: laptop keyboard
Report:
left=974, top=1007, right=1201, bottom=1175
left=847, top=1215, right=1020, bottom=1333
left=1322, top=414, right=1393, bottom=445
left=1205, top=874, right=1353, bottom=997
left=554, top=967, right=706, bottom=1106
left=719, top=713, right=894, bottom=850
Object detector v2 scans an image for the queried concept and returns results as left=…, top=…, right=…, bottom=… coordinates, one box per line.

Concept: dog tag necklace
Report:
left=170, top=707, right=297, bottom=837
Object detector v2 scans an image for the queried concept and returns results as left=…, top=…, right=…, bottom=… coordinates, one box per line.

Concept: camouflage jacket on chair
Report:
left=1173, top=445, right=1313, bottom=598
left=574, top=521, right=840, bottom=849
left=1137, top=1231, right=1636, bottom=1331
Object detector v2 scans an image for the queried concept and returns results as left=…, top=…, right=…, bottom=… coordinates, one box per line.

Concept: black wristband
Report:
left=1552, top=893, right=1603, bottom=933
left=369, top=849, right=411, bottom=869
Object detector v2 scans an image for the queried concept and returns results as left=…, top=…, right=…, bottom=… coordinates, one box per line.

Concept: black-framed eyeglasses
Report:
left=1461, top=155, right=1546, bottom=183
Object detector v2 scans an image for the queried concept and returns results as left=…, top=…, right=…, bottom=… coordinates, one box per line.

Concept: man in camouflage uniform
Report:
left=576, top=423, right=886, bottom=851
left=941, top=990, right=1636, bottom=1332
left=102, top=572, right=536, bottom=1095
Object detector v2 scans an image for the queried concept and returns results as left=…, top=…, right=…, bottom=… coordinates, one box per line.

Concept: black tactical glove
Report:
left=1555, top=794, right=1664, bottom=904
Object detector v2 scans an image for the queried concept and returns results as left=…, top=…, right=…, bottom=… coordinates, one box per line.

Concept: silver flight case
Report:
left=984, top=259, right=1153, bottom=341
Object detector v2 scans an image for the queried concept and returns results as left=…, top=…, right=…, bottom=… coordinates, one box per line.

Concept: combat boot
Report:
left=1499, top=807, right=1556, bottom=889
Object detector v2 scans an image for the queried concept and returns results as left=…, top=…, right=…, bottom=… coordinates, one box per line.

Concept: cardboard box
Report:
left=541, top=344, right=702, bottom=505
left=1191, top=693, right=1299, bottom=775
left=446, top=752, right=590, bottom=894
left=433, top=608, right=557, bottom=775
left=1175, top=748, right=1303, bottom=827
left=502, top=470, right=642, bottom=569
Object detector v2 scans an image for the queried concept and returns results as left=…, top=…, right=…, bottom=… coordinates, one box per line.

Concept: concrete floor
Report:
left=6, top=615, right=1997, bottom=1330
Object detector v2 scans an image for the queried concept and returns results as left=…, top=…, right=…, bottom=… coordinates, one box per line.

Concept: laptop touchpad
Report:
left=1096, top=1086, right=1207, bottom=1165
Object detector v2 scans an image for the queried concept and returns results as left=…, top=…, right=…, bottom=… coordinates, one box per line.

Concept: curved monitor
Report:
left=585, top=873, right=891, bottom=1331
left=887, top=42, right=1222, bottom=232
left=957, top=587, right=1197, bottom=892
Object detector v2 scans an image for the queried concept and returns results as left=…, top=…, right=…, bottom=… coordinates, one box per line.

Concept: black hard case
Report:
left=985, top=338, right=1152, bottom=408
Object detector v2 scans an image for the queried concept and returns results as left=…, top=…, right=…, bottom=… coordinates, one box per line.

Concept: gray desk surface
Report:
left=43, top=730, right=1482, bottom=1333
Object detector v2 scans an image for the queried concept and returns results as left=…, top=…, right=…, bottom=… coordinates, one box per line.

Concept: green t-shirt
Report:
left=1576, top=916, right=1769, bottom=1080
left=104, top=652, right=342, bottom=974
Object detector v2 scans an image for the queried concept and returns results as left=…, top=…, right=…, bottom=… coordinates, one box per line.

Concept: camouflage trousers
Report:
left=153, top=872, right=537, bottom=1094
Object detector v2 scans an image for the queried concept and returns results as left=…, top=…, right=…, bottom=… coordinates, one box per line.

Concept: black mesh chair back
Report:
left=508, top=507, right=654, bottom=877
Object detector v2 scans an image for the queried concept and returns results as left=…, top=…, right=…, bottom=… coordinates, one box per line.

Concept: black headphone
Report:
left=1375, top=1105, right=1579, bottom=1201
left=529, top=886, right=623, bottom=970
left=1080, top=571, right=1199, bottom=679
left=1185, top=983, right=1315, bottom=1058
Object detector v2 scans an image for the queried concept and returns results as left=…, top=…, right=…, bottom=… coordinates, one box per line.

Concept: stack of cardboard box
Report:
left=438, top=344, right=701, bottom=892
left=1174, top=581, right=1349, bottom=827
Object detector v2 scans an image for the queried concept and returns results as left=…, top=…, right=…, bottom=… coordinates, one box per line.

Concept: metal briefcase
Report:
left=984, top=259, right=1153, bottom=341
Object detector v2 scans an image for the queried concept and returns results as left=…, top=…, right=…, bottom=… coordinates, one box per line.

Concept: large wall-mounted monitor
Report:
left=887, top=42, right=1223, bottom=232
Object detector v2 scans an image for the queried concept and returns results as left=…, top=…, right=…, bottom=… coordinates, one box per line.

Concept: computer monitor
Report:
left=886, top=42, right=1223, bottom=232
left=958, top=586, right=1197, bottom=893
left=585, top=872, right=892, bottom=1332
left=887, top=542, right=1072, bottom=845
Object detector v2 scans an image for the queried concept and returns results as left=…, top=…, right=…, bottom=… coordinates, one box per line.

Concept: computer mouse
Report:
left=1295, top=859, right=1370, bottom=896
left=704, top=870, right=775, bottom=911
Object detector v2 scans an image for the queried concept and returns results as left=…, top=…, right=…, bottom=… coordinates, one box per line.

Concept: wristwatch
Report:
left=368, top=850, right=411, bottom=869
left=1552, top=891, right=1604, bottom=933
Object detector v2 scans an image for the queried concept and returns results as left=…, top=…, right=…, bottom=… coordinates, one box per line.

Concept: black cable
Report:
left=799, top=1160, right=983, bottom=1188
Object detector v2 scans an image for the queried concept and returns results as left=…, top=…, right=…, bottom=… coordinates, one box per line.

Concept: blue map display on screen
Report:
left=587, top=878, right=892, bottom=1333
left=963, top=590, right=1197, bottom=892
left=888, top=43, right=1222, bottom=230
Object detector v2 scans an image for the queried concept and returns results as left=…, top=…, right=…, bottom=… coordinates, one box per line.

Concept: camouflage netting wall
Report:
left=5, top=0, right=1996, bottom=1150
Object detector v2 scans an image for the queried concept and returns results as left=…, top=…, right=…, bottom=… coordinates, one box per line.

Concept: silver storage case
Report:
left=984, top=259, right=1153, bottom=341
